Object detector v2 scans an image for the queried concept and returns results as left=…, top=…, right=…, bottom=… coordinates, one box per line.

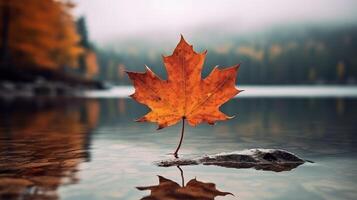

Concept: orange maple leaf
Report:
left=137, top=175, right=233, bottom=200
left=127, top=36, right=241, bottom=130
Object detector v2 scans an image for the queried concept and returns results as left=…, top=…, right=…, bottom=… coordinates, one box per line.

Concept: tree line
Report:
left=96, top=25, right=357, bottom=85
left=0, top=0, right=98, bottom=84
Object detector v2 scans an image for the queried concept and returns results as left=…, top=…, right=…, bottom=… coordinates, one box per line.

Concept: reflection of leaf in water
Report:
left=137, top=175, right=232, bottom=200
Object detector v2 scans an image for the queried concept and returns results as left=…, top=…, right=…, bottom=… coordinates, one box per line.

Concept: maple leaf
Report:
left=137, top=175, right=232, bottom=200
left=127, top=36, right=240, bottom=129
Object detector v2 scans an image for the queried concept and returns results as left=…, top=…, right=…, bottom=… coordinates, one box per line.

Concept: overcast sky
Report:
left=73, top=0, right=357, bottom=42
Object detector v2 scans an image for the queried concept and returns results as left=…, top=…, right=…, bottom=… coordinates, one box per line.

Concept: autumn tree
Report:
left=76, top=16, right=99, bottom=78
left=0, top=0, right=82, bottom=72
left=83, top=50, right=99, bottom=78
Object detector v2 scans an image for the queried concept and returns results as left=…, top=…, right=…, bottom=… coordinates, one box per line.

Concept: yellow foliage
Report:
left=214, top=43, right=233, bottom=55
left=337, top=61, right=345, bottom=80
left=84, top=50, right=99, bottom=78
left=236, top=46, right=264, bottom=61
left=269, top=44, right=283, bottom=59
left=0, top=0, right=83, bottom=70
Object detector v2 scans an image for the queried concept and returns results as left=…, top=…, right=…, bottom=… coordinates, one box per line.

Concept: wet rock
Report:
left=157, top=159, right=199, bottom=167
left=156, top=149, right=307, bottom=172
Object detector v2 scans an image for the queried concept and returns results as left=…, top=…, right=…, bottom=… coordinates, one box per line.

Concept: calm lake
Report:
left=1, top=86, right=357, bottom=200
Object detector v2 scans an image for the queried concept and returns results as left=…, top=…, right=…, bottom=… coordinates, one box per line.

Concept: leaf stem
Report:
left=177, top=165, right=185, bottom=187
left=174, top=117, right=185, bottom=158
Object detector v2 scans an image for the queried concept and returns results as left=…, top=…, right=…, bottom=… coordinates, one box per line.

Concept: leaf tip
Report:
left=125, top=71, right=140, bottom=80
left=135, top=117, right=147, bottom=122
left=157, top=124, right=165, bottom=130
left=227, top=115, right=236, bottom=119
left=125, top=70, right=132, bottom=75
left=178, top=34, right=189, bottom=47
left=180, top=34, right=184, bottom=40
left=208, top=121, right=216, bottom=126
left=144, top=64, right=152, bottom=72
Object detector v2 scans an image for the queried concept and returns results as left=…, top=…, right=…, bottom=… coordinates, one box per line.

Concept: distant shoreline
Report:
left=0, top=80, right=106, bottom=98
left=82, top=85, right=357, bottom=98
left=2, top=84, right=357, bottom=99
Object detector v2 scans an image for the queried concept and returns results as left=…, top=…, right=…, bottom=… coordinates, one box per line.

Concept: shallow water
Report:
left=0, top=96, right=357, bottom=199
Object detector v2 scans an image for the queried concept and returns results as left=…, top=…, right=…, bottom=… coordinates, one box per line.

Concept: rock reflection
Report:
left=137, top=166, right=233, bottom=200
left=0, top=99, right=99, bottom=199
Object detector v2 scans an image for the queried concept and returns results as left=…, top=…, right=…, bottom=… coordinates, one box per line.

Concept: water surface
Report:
left=0, top=95, right=356, bottom=199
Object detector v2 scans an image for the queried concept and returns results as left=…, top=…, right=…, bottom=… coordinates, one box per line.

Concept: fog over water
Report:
left=73, top=0, right=357, bottom=42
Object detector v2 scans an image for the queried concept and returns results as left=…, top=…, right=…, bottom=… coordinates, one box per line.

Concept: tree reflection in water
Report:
left=137, top=166, right=233, bottom=200
left=0, top=99, right=99, bottom=199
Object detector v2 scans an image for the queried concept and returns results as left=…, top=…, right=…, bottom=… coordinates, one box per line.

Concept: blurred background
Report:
left=78, top=0, right=357, bottom=86
left=1, top=1, right=357, bottom=200
left=1, top=0, right=357, bottom=90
